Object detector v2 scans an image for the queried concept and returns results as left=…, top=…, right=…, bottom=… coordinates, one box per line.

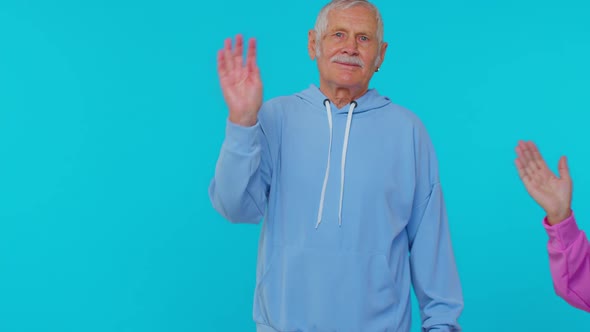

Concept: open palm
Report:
left=217, top=34, right=262, bottom=127
left=515, top=140, right=572, bottom=225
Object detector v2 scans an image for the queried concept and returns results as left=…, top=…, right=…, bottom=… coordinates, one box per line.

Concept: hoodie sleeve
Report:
left=544, top=213, right=590, bottom=312
left=208, top=115, right=274, bottom=224
left=406, top=125, right=463, bottom=331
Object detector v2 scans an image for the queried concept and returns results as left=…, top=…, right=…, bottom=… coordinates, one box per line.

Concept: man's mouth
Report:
left=334, top=61, right=362, bottom=68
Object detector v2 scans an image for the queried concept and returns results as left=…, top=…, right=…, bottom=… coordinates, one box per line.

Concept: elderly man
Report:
left=209, top=0, right=463, bottom=330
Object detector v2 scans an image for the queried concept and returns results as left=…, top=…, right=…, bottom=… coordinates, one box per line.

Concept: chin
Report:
left=334, top=75, right=363, bottom=87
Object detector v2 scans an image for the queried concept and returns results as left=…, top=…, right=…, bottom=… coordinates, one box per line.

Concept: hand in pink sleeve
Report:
left=515, top=140, right=590, bottom=312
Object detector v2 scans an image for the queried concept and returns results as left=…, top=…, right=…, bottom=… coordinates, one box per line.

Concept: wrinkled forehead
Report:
left=325, top=6, right=378, bottom=33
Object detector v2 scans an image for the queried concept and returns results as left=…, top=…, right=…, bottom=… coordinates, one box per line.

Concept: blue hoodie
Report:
left=209, top=85, right=463, bottom=331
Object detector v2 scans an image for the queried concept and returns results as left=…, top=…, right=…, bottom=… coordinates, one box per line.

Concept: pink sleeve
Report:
left=544, top=213, right=590, bottom=312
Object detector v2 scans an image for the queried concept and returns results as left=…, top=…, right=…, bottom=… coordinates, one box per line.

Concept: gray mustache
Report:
left=330, top=54, right=365, bottom=68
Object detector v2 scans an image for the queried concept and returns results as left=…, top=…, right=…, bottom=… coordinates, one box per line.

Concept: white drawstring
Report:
left=316, top=100, right=357, bottom=228
left=339, top=101, right=356, bottom=226
left=316, top=99, right=333, bottom=229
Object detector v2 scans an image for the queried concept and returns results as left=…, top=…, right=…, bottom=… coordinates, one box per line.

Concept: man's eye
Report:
left=335, top=32, right=344, bottom=38
left=359, top=36, right=369, bottom=42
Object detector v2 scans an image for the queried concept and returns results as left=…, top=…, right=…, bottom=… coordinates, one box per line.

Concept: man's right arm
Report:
left=208, top=118, right=272, bottom=224
left=210, top=34, right=270, bottom=223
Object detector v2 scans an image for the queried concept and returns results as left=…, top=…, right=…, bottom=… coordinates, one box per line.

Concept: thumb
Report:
left=558, top=156, right=570, bottom=180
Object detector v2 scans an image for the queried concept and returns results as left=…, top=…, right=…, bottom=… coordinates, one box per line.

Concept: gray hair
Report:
left=313, top=0, right=384, bottom=58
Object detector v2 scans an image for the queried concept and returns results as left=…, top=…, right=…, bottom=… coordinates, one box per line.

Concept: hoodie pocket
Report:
left=253, top=245, right=400, bottom=331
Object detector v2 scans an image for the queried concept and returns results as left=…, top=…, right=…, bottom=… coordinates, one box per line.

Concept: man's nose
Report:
left=342, top=37, right=359, bottom=55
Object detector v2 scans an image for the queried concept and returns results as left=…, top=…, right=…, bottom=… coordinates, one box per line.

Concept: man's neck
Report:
left=320, top=85, right=368, bottom=108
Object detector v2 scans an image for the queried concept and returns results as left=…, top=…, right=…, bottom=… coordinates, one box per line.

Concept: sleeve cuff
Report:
left=543, top=212, right=581, bottom=249
left=224, top=119, right=260, bottom=152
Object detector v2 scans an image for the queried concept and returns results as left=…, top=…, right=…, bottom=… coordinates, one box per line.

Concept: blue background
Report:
left=1, top=0, right=589, bottom=331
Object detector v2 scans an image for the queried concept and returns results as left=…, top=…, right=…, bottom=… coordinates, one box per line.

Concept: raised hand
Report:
left=217, top=34, right=262, bottom=127
left=515, top=140, right=572, bottom=225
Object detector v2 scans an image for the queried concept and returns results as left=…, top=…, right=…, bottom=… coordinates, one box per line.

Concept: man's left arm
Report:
left=407, top=128, right=463, bottom=331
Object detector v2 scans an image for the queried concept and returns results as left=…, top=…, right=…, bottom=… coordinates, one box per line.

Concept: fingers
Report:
left=515, top=140, right=547, bottom=186
left=519, top=141, right=541, bottom=171
left=558, top=155, right=571, bottom=180
left=222, top=37, right=234, bottom=73
left=515, top=150, right=540, bottom=186
left=217, top=49, right=226, bottom=78
left=515, top=141, right=535, bottom=175
left=527, top=141, right=548, bottom=171
left=233, top=34, right=244, bottom=71
left=515, top=158, right=532, bottom=184
left=218, top=34, right=254, bottom=78
left=246, top=38, right=259, bottom=75
left=519, top=140, right=553, bottom=179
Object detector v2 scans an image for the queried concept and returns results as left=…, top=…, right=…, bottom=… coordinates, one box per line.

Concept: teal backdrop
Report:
left=1, top=0, right=589, bottom=331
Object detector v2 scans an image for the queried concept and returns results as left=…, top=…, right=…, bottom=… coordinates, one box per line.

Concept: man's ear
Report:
left=308, top=30, right=317, bottom=60
left=376, top=41, right=388, bottom=68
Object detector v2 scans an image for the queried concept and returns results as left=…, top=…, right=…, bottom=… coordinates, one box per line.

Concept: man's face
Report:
left=308, top=5, right=387, bottom=92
